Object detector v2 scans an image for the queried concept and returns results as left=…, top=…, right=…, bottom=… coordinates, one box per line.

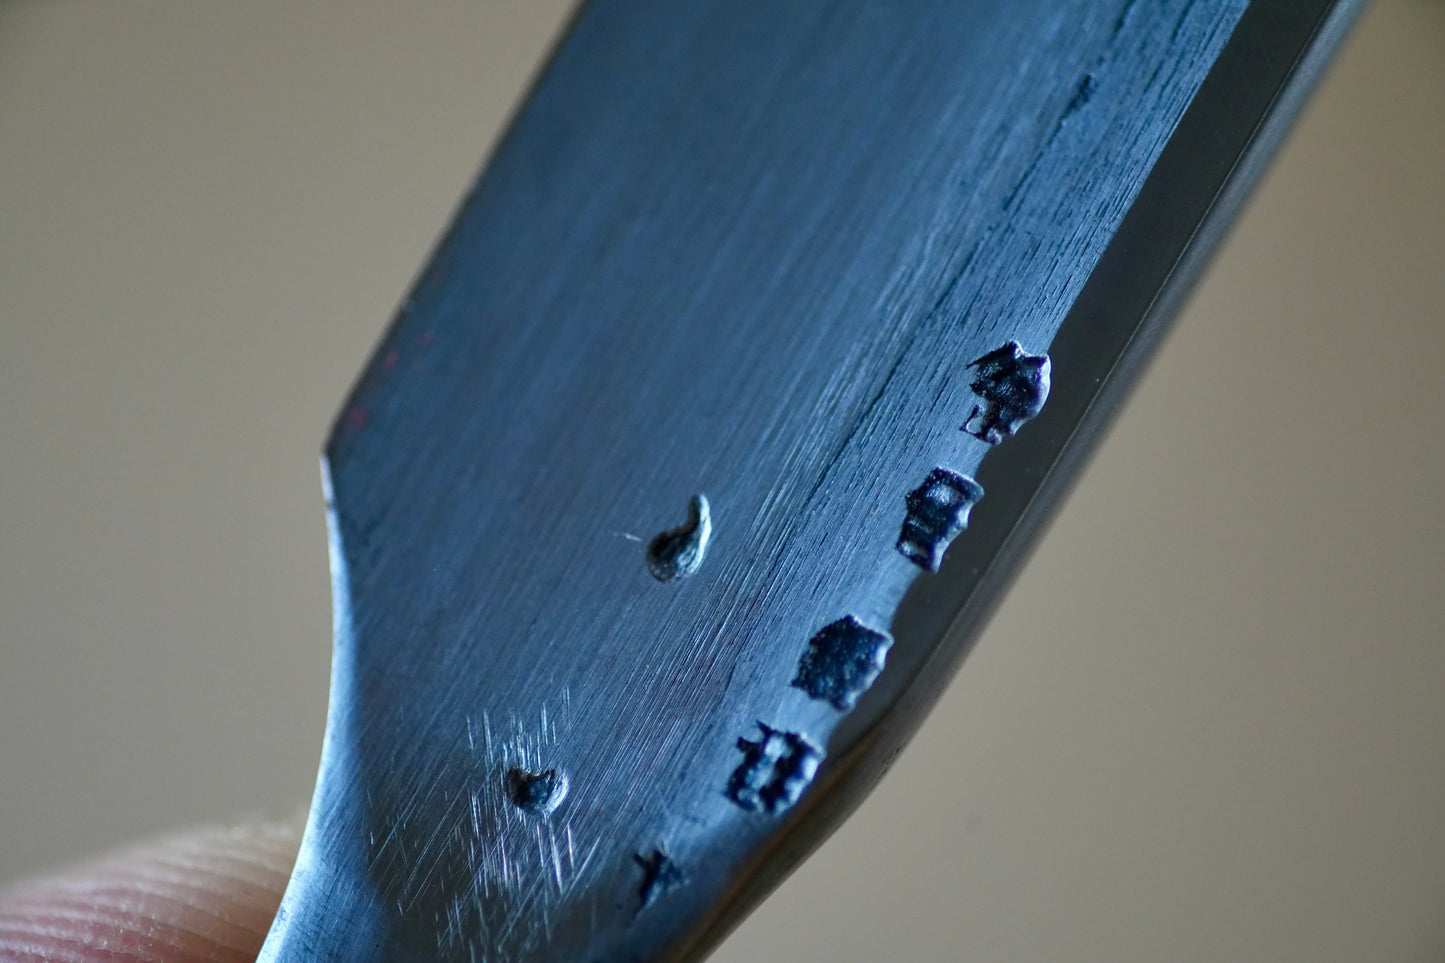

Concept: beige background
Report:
left=1, top=2, right=1442, bottom=960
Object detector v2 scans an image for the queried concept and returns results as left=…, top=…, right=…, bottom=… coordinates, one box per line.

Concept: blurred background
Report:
left=1, top=2, right=1441, bottom=960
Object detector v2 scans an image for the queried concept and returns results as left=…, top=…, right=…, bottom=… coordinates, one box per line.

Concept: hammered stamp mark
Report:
left=792, top=616, right=893, bottom=711
left=726, top=724, right=822, bottom=814
left=632, top=849, right=684, bottom=913
left=897, top=467, right=983, bottom=571
left=962, top=340, right=1051, bottom=444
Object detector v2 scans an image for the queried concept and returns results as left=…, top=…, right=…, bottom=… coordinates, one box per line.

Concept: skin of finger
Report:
left=0, top=814, right=302, bottom=963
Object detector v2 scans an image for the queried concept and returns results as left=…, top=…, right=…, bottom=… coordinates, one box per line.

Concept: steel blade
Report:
left=261, top=1, right=1361, bottom=959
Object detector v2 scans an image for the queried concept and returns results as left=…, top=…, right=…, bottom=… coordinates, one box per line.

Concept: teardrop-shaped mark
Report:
left=646, top=494, right=712, bottom=582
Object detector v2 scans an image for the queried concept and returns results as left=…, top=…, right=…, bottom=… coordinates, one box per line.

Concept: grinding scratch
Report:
left=367, top=701, right=596, bottom=961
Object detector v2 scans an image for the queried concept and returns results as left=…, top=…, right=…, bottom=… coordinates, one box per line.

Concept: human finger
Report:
left=0, top=813, right=302, bottom=963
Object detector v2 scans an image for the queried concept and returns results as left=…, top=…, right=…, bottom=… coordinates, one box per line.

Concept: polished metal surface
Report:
left=259, top=1, right=1361, bottom=959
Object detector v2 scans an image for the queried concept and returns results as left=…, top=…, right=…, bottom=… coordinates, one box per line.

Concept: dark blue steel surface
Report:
left=260, top=1, right=1357, bottom=959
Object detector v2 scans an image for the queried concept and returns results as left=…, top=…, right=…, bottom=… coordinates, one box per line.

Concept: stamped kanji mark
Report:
left=726, top=724, right=822, bottom=814
left=792, top=616, right=893, bottom=711
left=646, top=493, right=712, bottom=582
left=897, top=467, right=983, bottom=571
left=962, top=340, right=1051, bottom=444
left=632, top=849, right=684, bottom=912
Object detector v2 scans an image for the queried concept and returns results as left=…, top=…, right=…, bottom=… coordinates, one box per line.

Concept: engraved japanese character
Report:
left=792, top=616, right=893, bottom=711
left=632, top=849, right=683, bottom=912
left=726, top=724, right=822, bottom=814
left=962, top=340, right=1051, bottom=444
left=897, top=467, right=983, bottom=572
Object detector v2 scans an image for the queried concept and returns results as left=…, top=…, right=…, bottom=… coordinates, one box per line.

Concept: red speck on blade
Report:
left=382, top=349, right=401, bottom=370
left=417, top=332, right=436, bottom=347
left=342, top=405, right=370, bottom=432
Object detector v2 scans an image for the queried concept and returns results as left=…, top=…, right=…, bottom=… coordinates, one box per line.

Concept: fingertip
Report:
left=0, top=814, right=303, bottom=963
